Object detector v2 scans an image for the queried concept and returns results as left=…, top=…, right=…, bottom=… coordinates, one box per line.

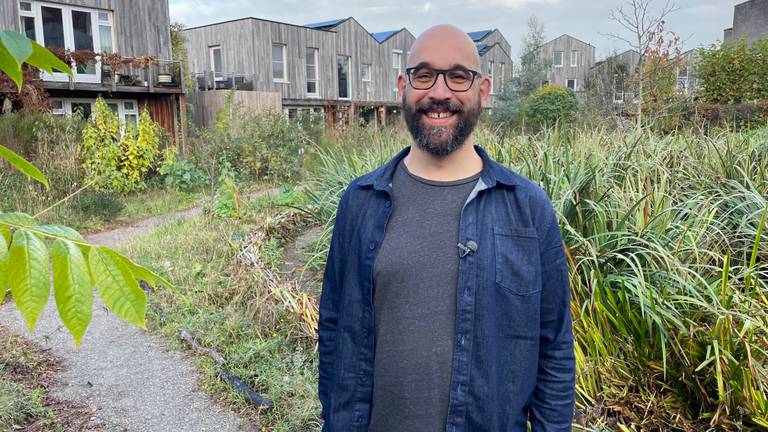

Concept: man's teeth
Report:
left=426, top=112, right=453, bottom=119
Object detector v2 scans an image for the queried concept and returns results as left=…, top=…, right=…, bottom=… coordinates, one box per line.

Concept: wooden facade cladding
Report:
left=2, top=0, right=173, bottom=60
left=478, top=43, right=513, bottom=107
left=183, top=17, right=416, bottom=106
left=540, top=34, right=596, bottom=92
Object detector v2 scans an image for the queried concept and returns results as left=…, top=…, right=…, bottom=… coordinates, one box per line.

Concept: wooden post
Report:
left=179, top=94, right=189, bottom=157
left=148, top=63, right=154, bottom=92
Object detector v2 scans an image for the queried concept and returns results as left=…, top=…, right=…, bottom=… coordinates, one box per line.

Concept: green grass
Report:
left=0, top=330, right=87, bottom=431
left=121, top=190, right=320, bottom=431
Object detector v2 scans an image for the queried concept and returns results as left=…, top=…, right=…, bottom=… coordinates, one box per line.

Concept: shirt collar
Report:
left=357, top=144, right=521, bottom=190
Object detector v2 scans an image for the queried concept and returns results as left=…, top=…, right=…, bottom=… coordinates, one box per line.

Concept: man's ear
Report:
left=397, top=73, right=407, bottom=98
left=479, top=76, right=491, bottom=107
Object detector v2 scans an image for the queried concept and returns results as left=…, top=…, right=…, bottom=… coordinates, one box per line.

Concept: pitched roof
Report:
left=304, top=18, right=346, bottom=29
left=467, top=30, right=492, bottom=42
left=476, top=43, right=492, bottom=55
left=372, top=30, right=399, bottom=43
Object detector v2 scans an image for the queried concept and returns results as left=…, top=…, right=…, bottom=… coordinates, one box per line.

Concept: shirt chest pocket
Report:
left=493, top=227, right=542, bottom=296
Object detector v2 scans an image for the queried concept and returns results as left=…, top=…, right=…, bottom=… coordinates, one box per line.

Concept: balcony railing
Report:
left=40, top=54, right=184, bottom=93
left=193, top=71, right=254, bottom=91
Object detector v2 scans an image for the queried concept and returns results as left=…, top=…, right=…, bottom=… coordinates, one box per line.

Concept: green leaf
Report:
left=8, top=230, right=50, bottom=331
left=52, top=239, right=92, bottom=347
left=35, top=225, right=85, bottom=243
left=0, top=30, right=33, bottom=68
left=0, top=39, right=22, bottom=89
left=0, top=145, right=49, bottom=188
left=101, top=247, right=173, bottom=290
left=25, top=39, right=72, bottom=76
left=0, top=212, right=37, bottom=228
left=88, top=246, right=146, bottom=328
left=0, top=225, right=9, bottom=245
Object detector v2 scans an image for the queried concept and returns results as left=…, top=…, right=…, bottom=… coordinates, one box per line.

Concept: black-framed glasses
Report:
left=405, top=66, right=480, bottom=92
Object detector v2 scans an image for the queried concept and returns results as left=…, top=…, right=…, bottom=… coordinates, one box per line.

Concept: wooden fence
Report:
left=188, top=90, right=282, bottom=127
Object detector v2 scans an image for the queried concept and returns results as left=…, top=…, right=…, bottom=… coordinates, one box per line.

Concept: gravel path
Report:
left=0, top=188, right=281, bottom=432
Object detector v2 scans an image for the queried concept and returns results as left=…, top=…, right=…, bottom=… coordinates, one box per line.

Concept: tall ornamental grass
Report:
left=306, top=125, right=768, bottom=430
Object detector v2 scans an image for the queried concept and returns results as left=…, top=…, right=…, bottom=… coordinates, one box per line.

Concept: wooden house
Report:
left=1, top=0, right=185, bottom=142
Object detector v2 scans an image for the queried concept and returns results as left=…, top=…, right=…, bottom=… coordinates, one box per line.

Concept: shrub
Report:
left=71, top=190, right=125, bottom=220
left=239, top=111, right=310, bottom=182
left=697, top=37, right=768, bottom=103
left=524, top=84, right=579, bottom=127
left=80, top=98, right=160, bottom=193
left=158, top=146, right=207, bottom=192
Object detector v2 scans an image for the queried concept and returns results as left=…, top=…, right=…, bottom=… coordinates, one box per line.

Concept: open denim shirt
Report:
left=318, top=145, right=575, bottom=431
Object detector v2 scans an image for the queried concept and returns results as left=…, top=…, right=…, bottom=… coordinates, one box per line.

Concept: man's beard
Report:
left=402, top=95, right=481, bottom=157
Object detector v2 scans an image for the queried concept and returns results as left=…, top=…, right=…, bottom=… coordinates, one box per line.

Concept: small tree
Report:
left=494, top=15, right=549, bottom=126
left=697, top=37, right=768, bottom=104
left=604, top=0, right=681, bottom=127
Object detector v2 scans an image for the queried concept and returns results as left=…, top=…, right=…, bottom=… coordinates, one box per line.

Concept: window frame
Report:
left=553, top=51, right=564, bottom=67
left=306, top=47, right=319, bottom=97
left=392, top=49, right=403, bottom=95
left=337, top=54, right=351, bottom=100
left=21, top=1, right=114, bottom=83
left=488, top=60, right=494, bottom=94
left=570, top=50, right=578, bottom=67
left=566, top=78, right=577, bottom=90
left=50, top=97, right=139, bottom=133
left=361, top=63, right=372, bottom=82
left=209, top=45, right=223, bottom=80
left=272, top=43, right=288, bottom=83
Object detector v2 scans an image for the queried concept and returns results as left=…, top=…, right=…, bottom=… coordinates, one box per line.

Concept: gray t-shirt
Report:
left=369, top=160, right=480, bottom=432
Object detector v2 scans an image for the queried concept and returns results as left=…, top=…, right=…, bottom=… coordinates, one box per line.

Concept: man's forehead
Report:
left=407, top=27, right=480, bottom=69
left=409, top=61, right=474, bottom=71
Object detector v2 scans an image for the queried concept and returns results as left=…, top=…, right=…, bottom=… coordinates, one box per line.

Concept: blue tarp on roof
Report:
left=467, top=30, right=492, bottom=41
left=304, top=18, right=345, bottom=29
left=372, top=30, right=398, bottom=43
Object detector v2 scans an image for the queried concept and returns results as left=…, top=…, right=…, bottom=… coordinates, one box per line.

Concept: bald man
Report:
left=318, top=25, right=575, bottom=431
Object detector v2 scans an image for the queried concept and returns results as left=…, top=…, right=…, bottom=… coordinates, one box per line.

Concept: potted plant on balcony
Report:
left=137, top=54, right=159, bottom=87
left=69, top=49, right=97, bottom=73
left=101, top=51, right=123, bottom=84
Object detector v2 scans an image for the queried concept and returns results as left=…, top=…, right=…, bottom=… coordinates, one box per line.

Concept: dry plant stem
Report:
left=33, top=180, right=96, bottom=219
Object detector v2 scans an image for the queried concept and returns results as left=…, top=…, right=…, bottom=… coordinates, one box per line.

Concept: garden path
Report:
left=0, top=187, right=282, bottom=432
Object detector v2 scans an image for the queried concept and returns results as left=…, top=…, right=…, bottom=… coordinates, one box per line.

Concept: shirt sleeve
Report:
left=528, top=194, right=576, bottom=431
left=318, top=187, right=351, bottom=429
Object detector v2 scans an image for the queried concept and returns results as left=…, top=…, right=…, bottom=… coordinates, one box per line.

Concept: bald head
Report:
left=407, top=24, right=481, bottom=71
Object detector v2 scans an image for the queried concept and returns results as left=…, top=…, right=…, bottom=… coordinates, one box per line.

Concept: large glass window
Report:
left=571, top=50, right=578, bottom=67
left=272, top=44, right=286, bottom=82
left=41, top=6, right=65, bottom=48
left=361, top=63, right=372, bottom=82
left=306, top=47, right=318, bottom=96
left=22, top=2, right=115, bottom=83
left=337, top=55, right=350, bottom=99
left=209, top=45, right=222, bottom=79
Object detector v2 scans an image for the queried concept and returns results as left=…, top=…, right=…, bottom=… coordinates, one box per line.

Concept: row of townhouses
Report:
left=1, top=0, right=767, bottom=133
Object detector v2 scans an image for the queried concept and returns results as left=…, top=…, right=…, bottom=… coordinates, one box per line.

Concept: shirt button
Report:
left=385, top=200, right=391, bottom=207
left=459, top=336, right=465, bottom=345
left=369, top=242, right=376, bottom=250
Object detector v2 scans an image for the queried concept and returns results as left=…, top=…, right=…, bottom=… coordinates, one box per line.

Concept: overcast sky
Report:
left=169, top=0, right=739, bottom=59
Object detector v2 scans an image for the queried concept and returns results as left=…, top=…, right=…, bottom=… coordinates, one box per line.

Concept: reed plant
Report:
left=306, top=125, right=768, bottom=430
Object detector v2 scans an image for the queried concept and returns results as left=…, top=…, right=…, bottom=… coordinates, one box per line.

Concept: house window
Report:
left=19, top=2, right=36, bottom=40
left=566, top=79, right=576, bottom=90
left=209, top=45, right=222, bottom=79
left=571, top=50, right=578, bottom=67
left=20, top=2, right=115, bottom=83
left=337, top=55, right=350, bottom=99
left=51, top=98, right=139, bottom=130
left=392, top=50, right=402, bottom=95
left=272, top=43, right=286, bottom=82
left=361, top=63, right=372, bottom=82
left=500, top=62, right=506, bottom=93
left=488, top=60, right=494, bottom=94
left=553, top=51, right=564, bottom=67
left=306, top=47, right=319, bottom=96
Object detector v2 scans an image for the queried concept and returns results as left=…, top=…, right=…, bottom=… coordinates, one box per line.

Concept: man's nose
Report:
left=427, top=73, right=453, bottom=100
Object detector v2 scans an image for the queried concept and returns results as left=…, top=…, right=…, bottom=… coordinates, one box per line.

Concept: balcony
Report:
left=39, top=52, right=184, bottom=95
left=193, top=71, right=254, bottom=91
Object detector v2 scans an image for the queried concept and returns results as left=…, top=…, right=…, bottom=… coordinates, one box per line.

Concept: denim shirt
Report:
left=318, top=145, right=575, bottom=432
